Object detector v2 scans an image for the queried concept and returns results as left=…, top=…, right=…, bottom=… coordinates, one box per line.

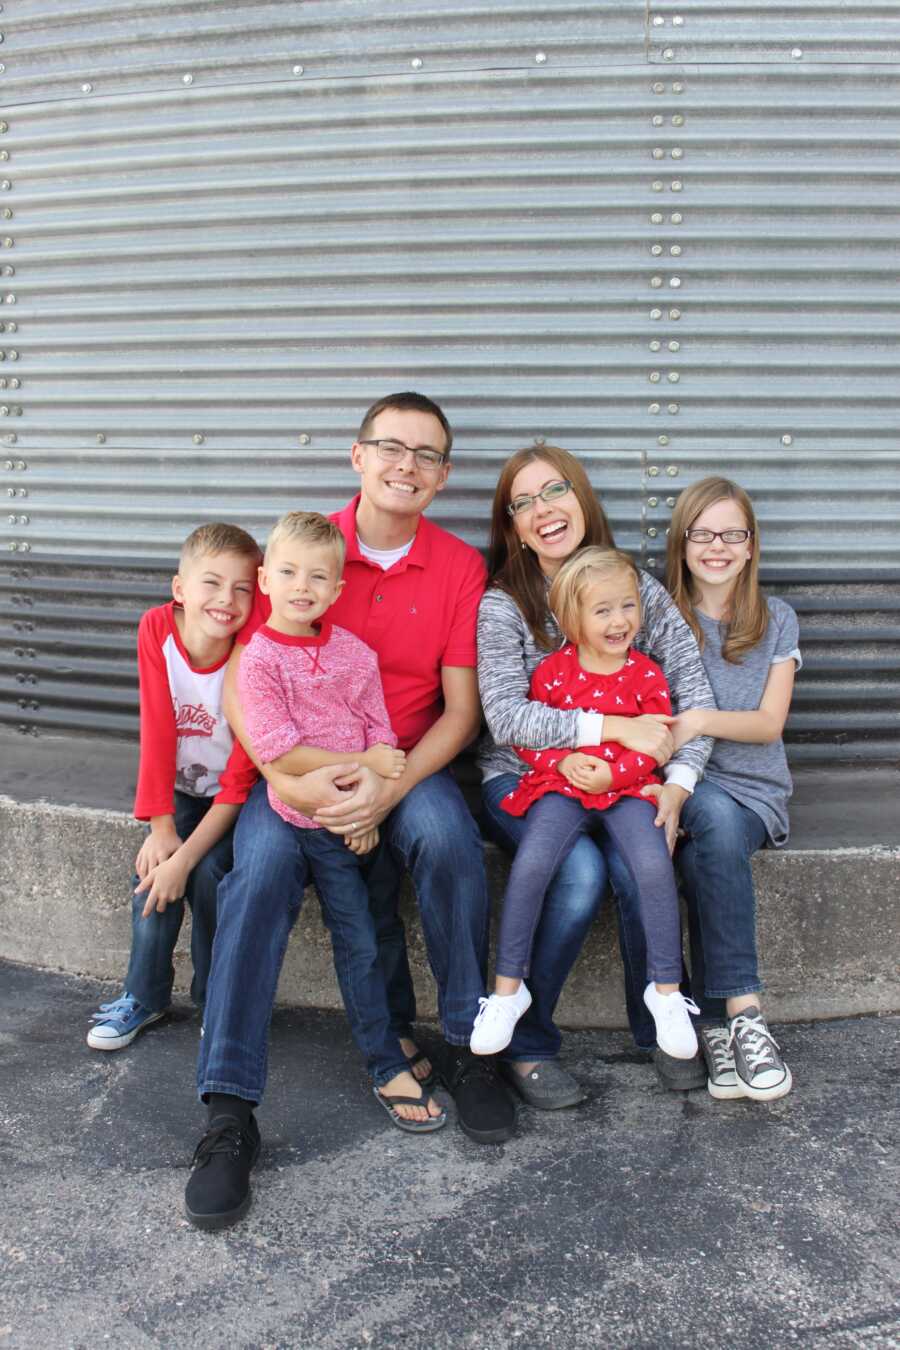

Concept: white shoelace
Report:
left=660, top=992, right=700, bottom=1021
left=729, top=1013, right=781, bottom=1069
left=703, top=1025, right=735, bottom=1073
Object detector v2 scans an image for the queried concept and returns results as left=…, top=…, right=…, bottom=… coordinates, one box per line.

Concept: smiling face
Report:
left=172, top=549, right=257, bottom=654
left=578, top=569, right=642, bottom=670
left=509, top=458, right=586, bottom=577
left=259, top=539, right=345, bottom=636
left=683, top=497, right=754, bottom=604
left=350, top=406, right=450, bottom=528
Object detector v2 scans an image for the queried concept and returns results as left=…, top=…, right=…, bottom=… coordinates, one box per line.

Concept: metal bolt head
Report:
left=81, top=83, right=93, bottom=94
left=182, top=73, right=194, bottom=85
left=658, top=435, right=669, bottom=446
left=673, top=15, right=684, bottom=27
left=4, top=293, right=14, bottom=302
left=650, top=308, right=662, bottom=320
left=6, top=321, right=14, bottom=330
left=651, top=244, right=663, bottom=256
left=652, top=180, right=664, bottom=192
left=292, top=64, right=304, bottom=75
left=648, top=466, right=660, bottom=477
left=669, top=307, right=681, bottom=319
left=410, top=56, right=423, bottom=69
left=671, top=180, right=683, bottom=191
left=647, top=527, right=658, bottom=538
left=791, top=47, right=802, bottom=59
left=0, top=181, right=9, bottom=191
left=669, top=276, right=682, bottom=288
left=533, top=436, right=546, bottom=447
left=8, top=348, right=17, bottom=358
left=672, top=114, right=684, bottom=127
left=666, top=465, right=678, bottom=476
left=17, top=513, right=26, bottom=523
left=2, top=237, right=11, bottom=247
left=298, top=433, right=311, bottom=445
left=650, top=212, right=663, bottom=224
left=652, top=147, right=665, bottom=160
left=652, top=15, right=665, bottom=26
left=670, top=244, right=682, bottom=256
left=652, top=114, right=664, bottom=127
left=534, top=51, right=547, bottom=64
left=0, top=151, right=7, bottom=161
left=648, top=403, right=660, bottom=414
left=667, top=403, right=679, bottom=414
left=782, top=434, right=793, bottom=446
left=672, top=82, right=684, bottom=93
left=671, top=211, right=683, bottom=223
left=650, top=275, right=663, bottom=288
left=648, top=496, right=659, bottom=507
left=649, top=371, right=661, bottom=383
left=649, top=339, right=661, bottom=351
left=667, top=371, right=680, bottom=382
left=652, top=82, right=665, bottom=94
left=1, top=209, right=10, bottom=219
left=192, top=433, right=204, bottom=445
left=663, top=48, right=674, bottom=60
left=666, top=496, right=676, bottom=507
left=0, top=123, right=6, bottom=133
left=671, top=147, right=683, bottom=160
left=668, top=340, right=680, bottom=352
left=96, top=432, right=106, bottom=444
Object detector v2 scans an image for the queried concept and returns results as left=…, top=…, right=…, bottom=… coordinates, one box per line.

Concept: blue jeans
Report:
left=678, top=779, right=767, bottom=1017
left=125, top=791, right=234, bottom=1012
left=198, top=780, right=410, bottom=1099
left=480, top=774, right=656, bottom=1057
left=381, top=767, right=489, bottom=1046
left=495, top=791, right=683, bottom=985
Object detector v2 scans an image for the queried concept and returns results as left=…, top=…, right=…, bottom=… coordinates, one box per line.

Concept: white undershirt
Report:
left=356, top=534, right=415, bottom=571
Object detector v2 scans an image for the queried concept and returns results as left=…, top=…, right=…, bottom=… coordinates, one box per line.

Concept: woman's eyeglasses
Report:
left=507, top=479, right=573, bottom=517
left=684, top=528, right=753, bottom=544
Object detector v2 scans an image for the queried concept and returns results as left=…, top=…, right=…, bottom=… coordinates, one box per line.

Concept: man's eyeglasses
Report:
left=357, top=438, right=448, bottom=472
left=684, top=528, right=753, bottom=544
left=507, top=479, right=573, bottom=517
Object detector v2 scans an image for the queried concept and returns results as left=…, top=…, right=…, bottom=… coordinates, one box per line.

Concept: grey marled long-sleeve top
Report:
left=476, top=569, right=715, bottom=786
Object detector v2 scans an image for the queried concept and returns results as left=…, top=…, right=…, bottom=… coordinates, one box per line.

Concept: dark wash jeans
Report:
left=125, top=790, right=234, bottom=1012
left=494, top=790, right=684, bottom=986
left=198, top=767, right=488, bottom=1103
left=480, top=773, right=657, bottom=1057
left=677, top=778, right=767, bottom=1018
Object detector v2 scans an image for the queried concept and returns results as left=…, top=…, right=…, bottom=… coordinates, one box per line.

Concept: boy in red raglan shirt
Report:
left=87, top=524, right=260, bottom=1051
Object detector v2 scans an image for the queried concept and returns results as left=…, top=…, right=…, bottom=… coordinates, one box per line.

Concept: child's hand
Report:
left=136, top=853, right=192, bottom=915
left=363, top=744, right=407, bottom=779
left=667, top=709, right=708, bottom=752
left=135, top=827, right=182, bottom=880
left=640, top=781, right=689, bottom=855
left=558, top=752, right=614, bottom=795
left=345, top=826, right=379, bottom=855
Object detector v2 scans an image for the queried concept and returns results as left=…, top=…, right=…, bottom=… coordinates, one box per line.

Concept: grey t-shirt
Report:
left=697, top=595, right=801, bottom=847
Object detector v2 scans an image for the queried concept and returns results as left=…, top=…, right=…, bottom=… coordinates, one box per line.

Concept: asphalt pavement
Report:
left=1, top=960, right=898, bottom=1349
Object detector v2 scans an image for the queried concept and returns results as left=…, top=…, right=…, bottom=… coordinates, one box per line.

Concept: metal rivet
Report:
left=648, top=557, right=657, bottom=568
left=671, top=212, right=683, bottom=224
left=668, top=340, right=680, bottom=351
left=6, top=319, right=14, bottom=330
left=650, top=212, right=663, bottom=224
left=292, top=64, right=304, bottom=75
left=652, top=15, right=665, bottom=26
left=648, top=496, right=659, bottom=507
left=671, top=180, right=683, bottom=191
left=672, top=114, right=684, bottom=127
left=667, top=371, right=679, bottom=382
left=652, top=180, right=664, bottom=191
left=652, top=114, right=664, bottom=127
left=0, top=181, right=9, bottom=191
left=652, top=82, right=665, bottom=94
left=648, top=466, right=660, bottom=477
left=658, top=435, right=670, bottom=446
left=669, top=307, right=681, bottom=319
left=20, top=541, right=29, bottom=551
left=7, top=511, right=15, bottom=521
left=2, top=237, right=11, bottom=247
left=4, top=432, right=14, bottom=442
left=782, top=434, right=793, bottom=446
left=663, top=48, right=675, bottom=60
left=96, top=432, right=106, bottom=444
left=182, top=73, right=194, bottom=85
left=648, top=403, right=660, bottom=414
left=0, top=123, right=7, bottom=133
left=1, top=209, right=10, bottom=218
left=673, top=83, right=684, bottom=94
left=649, top=340, right=661, bottom=351
left=666, top=496, right=676, bottom=507
left=534, top=436, right=546, bottom=446
left=651, top=244, right=663, bottom=256
left=534, top=51, right=547, bottom=64
left=791, top=47, right=803, bottom=59
left=8, top=349, right=16, bottom=359
left=670, top=244, right=682, bottom=256
left=81, top=83, right=93, bottom=94
left=17, top=513, right=26, bottom=523
left=192, top=433, right=204, bottom=444
left=1, top=265, right=12, bottom=276
left=667, top=404, right=679, bottom=414
left=410, top=56, right=423, bottom=69
left=649, top=371, right=661, bottom=383
left=0, top=405, right=7, bottom=415
left=0, top=151, right=7, bottom=161
left=673, top=15, right=684, bottom=26
left=666, top=465, right=678, bottom=476
left=650, top=308, right=662, bottom=320
left=16, top=485, right=24, bottom=495
left=298, top=433, right=311, bottom=445
left=4, top=293, right=14, bottom=302
left=650, top=275, right=663, bottom=288
left=5, top=485, right=11, bottom=495
left=669, top=276, right=682, bottom=287
left=652, top=147, right=665, bottom=160
left=671, top=147, right=683, bottom=160
left=647, top=527, right=658, bottom=538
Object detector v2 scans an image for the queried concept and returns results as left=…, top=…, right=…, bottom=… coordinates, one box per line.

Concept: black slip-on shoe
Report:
left=184, top=1113, right=261, bottom=1231
left=441, top=1046, right=516, bottom=1144
left=498, top=1058, right=587, bottom=1110
left=654, top=1047, right=707, bottom=1092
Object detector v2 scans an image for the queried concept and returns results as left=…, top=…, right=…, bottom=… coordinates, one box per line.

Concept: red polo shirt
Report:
left=241, top=496, right=486, bottom=749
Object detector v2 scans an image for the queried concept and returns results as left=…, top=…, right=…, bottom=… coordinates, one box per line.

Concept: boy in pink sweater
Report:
left=234, top=511, right=446, bottom=1134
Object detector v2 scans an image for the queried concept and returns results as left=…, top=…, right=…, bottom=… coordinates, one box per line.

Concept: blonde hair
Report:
left=665, top=477, right=768, bottom=663
left=265, top=511, right=346, bottom=569
left=549, top=546, right=640, bottom=645
left=179, top=522, right=261, bottom=572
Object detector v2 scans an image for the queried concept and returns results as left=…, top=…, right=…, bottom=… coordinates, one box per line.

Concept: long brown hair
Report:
left=487, top=445, right=615, bottom=650
left=666, top=476, right=768, bottom=663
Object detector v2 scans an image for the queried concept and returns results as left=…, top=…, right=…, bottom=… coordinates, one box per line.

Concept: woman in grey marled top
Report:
left=477, top=445, right=716, bottom=1099
left=662, top=477, right=798, bottom=1103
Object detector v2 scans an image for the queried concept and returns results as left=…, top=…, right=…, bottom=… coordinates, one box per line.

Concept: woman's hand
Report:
left=603, top=714, right=675, bottom=765
left=640, top=781, right=689, bottom=855
left=558, top=752, right=614, bottom=795
left=666, top=708, right=709, bottom=752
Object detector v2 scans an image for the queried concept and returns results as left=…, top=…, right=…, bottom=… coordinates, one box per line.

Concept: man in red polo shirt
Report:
left=186, top=393, right=514, bottom=1230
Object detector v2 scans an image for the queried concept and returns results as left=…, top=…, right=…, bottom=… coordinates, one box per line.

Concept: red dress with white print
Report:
left=501, top=644, right=671, bottom=817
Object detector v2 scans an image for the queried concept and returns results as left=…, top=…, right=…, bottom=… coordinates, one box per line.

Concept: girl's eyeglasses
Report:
left=685, top=528, right=753, bottom=544
left=507, top=479, right=573, bottom=517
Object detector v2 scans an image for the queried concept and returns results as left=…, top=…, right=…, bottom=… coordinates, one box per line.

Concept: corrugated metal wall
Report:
left=1, top=2, right=898, bottom=760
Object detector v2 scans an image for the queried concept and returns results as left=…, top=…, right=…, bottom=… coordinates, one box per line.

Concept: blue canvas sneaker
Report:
left=86, top=992, right=165, bottom=1050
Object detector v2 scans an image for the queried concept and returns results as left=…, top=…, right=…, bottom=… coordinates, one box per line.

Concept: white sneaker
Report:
left=643, top=984, right=700, bottom=1060
left=470, top=984, right=533, bottom=1056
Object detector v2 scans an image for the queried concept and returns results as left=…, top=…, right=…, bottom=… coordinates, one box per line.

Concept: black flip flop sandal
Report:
left=372, top=1085, right=447, bottom=1134
left=405, top=1049, right=436, bottom=1090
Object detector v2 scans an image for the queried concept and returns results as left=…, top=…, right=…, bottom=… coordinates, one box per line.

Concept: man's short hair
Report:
left=265, top=510, right=346, bottom=569
left=179, top=522, right=261, bottom=572
left=357, top=391, right=453, bottom=456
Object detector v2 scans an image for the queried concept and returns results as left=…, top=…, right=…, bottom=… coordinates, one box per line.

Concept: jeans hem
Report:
left=373, top=1060, right=416, bottom=1090
left=198, top=1078, right=261, bottom=1106
left=706, top=982, right=764, bottom=999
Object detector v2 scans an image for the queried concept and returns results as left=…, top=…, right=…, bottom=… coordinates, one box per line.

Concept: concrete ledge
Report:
left=2, top=793, right=898, bottom=1025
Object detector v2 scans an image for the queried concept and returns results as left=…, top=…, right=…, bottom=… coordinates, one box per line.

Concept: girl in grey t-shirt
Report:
left=662, top=477, right=800, bottom=1105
